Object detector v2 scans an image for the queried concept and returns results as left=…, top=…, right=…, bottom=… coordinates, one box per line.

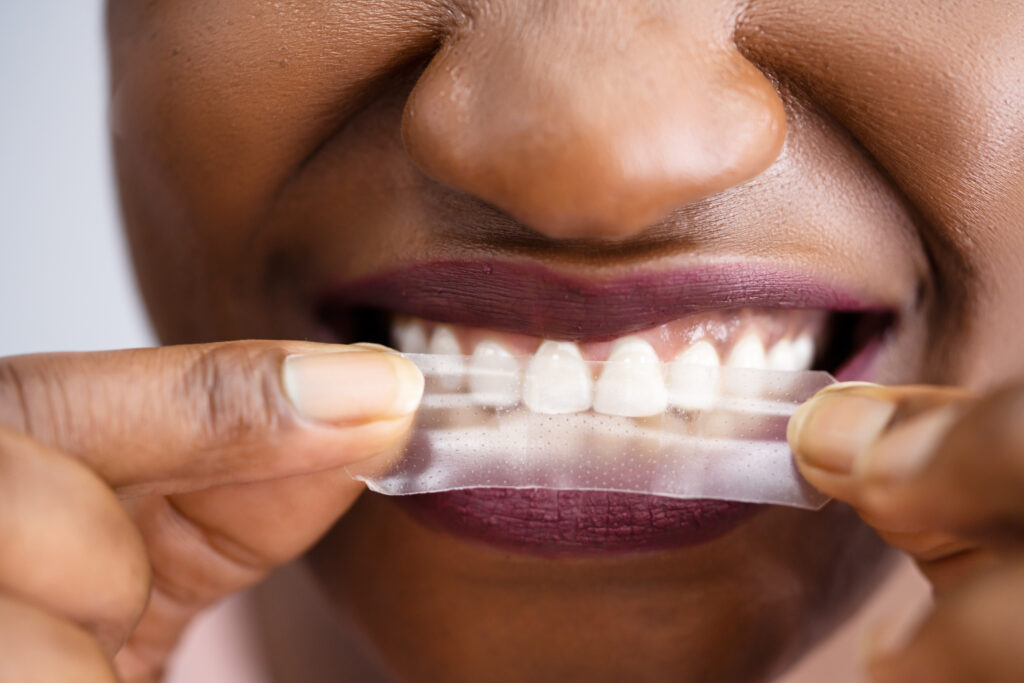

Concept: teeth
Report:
left=767, top=335, right=816, bottom=371
left=593, top=337, right=667, bottom=417
left=725, top=333, right=767, bottom=369
left=405, top=314, right=816, bottom=410
left=767, top=339, right=796, bottom=371
left=428, top=325, right=464, bottom=389
left=523, top=341, right=593, bottom=414
left=468, top=341, right=520, bottom=409
left=667, top=341, right=720, bottom=410
left=392, top=317, right=429, bottom=354
left=428, top=324, right=461, bottom=355
left=723, top=333, right=767, bottom=396
left=791, top=334, right=815, bottom=370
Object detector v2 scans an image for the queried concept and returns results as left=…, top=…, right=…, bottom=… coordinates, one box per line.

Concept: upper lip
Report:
left=317, top=258, right=895, bottom=341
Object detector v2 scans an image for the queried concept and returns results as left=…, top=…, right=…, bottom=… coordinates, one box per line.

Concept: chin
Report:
left=306, top=469, right=892, bottom=682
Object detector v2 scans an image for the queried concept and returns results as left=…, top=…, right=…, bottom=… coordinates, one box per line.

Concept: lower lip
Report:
left=394, top=489, right=761, bottom=556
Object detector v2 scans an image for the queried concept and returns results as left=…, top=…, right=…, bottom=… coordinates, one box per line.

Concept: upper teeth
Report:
left=722, top=332, right=768, bottom=396
left=428, top=324, right=464, bottom=389
left=726, top=333, right=767, bottom=369
left=398, top=319, right=817, bottom=417
left=468, top=340, right=520, bottom=409
left=767, top=335, right=815, bottom=372
left=523, top=341, right=593, bottom=414
left=667, top=340, right=719, bottom=410
left=592, top=337, right=667, bottom=417
left=393, top=317, right=429, bottom=354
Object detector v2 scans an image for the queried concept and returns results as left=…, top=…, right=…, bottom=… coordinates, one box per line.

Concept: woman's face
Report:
left=107, top=1, right=1024, bottom=680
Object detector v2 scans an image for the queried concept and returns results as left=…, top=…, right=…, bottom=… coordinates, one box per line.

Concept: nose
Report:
left=402, top=0, right=787, bottom=240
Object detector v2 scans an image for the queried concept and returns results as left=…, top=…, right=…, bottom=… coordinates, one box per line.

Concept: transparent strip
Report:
left=348, top=354, right=834, bottom=510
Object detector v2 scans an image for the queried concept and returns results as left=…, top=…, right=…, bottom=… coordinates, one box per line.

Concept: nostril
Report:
left=401, top=9, right=788, bottom=241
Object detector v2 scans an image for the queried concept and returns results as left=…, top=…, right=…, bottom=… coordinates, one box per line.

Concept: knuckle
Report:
left=0, top=357, right=39, bottom=435
left=177, top=343, right=292, bottom=447
left=0, top=354, right=84, bottom=452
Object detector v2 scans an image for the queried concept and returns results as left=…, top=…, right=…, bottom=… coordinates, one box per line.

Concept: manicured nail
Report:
left=282, top=350, right=424, bottom=424
left=788, top=383, right=896, bottom=474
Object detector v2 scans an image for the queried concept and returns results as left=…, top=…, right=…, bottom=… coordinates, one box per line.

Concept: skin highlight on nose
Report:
left=402, top=0, right=787, bottom=240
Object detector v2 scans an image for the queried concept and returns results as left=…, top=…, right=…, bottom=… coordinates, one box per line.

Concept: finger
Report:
left=0, top=427, right=150, bottom=653
left=869, top=560, right=1024, bottom=683
left=789, top=383, right=973, bottom=484
left=0, top=593, right=118, bottom=683
left=115, top=407, right=410, bottom=677
left=788, top=382, right=973, bottom=520
left=790, top=382, right=1024, bottom=541
left=0, top=341, right=423, bottom=494
left=114, top=465, right=365, bottom=679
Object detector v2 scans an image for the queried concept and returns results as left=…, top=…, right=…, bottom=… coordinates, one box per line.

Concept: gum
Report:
left=347, top=354, right=834, bottom=510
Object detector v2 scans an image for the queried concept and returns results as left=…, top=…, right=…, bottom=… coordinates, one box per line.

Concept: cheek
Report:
left=739, top=0, right=1024, bottom=384
left=106, top=0, right=444, bottom=339
left=305, top=494, right=890, bottom=681
left=108, top=0, right=440, bottom=228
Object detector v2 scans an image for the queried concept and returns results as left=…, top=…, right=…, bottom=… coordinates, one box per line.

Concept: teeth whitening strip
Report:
left=348, top=353, right=835, bottom=510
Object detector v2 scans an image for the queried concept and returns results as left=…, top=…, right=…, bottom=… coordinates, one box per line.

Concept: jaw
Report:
left=307, top=488, right=893, bottom=683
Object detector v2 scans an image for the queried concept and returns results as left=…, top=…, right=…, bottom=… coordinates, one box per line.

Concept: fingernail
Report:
left=348, top=342, right=405, bottom=355
left=282, top=350, right=424, bottom=424
left=788, top=383, right=896, bottom=474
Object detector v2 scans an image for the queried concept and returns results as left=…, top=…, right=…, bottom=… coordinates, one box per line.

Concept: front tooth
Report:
left=768, top=335, right=817, bottom=372
left=726, top=333, right=767, bottom=369
left=767, top=339, right=796, bottom=371
left=392, top=317, right=428, bottom=354
left=593, top=337, right=667, bottom=417
left=667, top=340, right=720, bottom=411
left=791, top=334, right=815, bottom=370
left=468, top=340, right=520, bottom=409
left=523, top=341, right=592, bottom=414
left=724, top=333, right=767, bottom=396
left=428, top=324, right=461, bottom=355
left=429, top=325, right=464, bottom=389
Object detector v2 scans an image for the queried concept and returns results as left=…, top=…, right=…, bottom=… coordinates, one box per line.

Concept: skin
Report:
left=0, top=0, right=1022, bottom=680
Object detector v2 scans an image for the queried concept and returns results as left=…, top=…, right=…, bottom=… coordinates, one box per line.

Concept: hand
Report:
left=789, top=380, right=1024, bottom=682
left=0, top=340, right=423, bottom=682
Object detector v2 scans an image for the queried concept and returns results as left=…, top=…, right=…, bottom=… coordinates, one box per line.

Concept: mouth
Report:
left=317, top=259, right=896, bottom=556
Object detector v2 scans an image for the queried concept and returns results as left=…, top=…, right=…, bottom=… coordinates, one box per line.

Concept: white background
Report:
left=0, top=2, right=152, bottom=356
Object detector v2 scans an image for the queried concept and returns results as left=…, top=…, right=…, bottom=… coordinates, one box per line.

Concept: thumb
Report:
left=0, top=340, right=423, bottom=495
left=29, top=341, right=427, bottom=679
left=786, top=382, right=973, bottom=516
